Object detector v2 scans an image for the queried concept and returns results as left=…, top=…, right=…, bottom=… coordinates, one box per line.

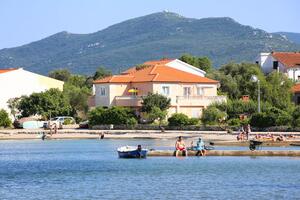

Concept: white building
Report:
left=256, top=52, right=300, bottom=81
left=0, top=68, right=64, bottom=118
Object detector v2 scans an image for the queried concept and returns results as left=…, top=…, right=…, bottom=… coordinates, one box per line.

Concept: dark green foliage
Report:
left=1, top=12, right=298, bottom=75
left=135, top=64, right=151, bottom=71
left=250, top=107, right=292, bottom=127
left=141, top=93, right=171, bottom=113
left=215, top=99, right=257, bottom=119
left=17, top=88, right=73, bottom=119
left=0, top=109, right=12, bottom=128
left=292, top=107, right=300, bottom=127
left=168, top=113, right=190, bottom=127
left=188, top=118, right=200, bottom=125
left=250, top=113, right=275, bottom=128
left=93, top=67, right=112, bottom=80
left=179, top=54, right=212, bottom=72
left=88, top=106, right=137, bottom=126
left=49, top=69, right=71, bottom=82
left=201, top=106, right=227, bottom=125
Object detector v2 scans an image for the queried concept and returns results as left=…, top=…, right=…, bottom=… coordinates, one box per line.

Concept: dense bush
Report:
left=292, top=106, right=300, bottom=127
left=168, top=113, right=189, bottom=127
left=0, top=109, right=12, bottom=128
left=88, top=106, right=137, bottom=126
left=168, top=113, right=199, bottom=127
left=250, top=112, right=275, bottom=128
left=201, top=106, right=227, bottom=125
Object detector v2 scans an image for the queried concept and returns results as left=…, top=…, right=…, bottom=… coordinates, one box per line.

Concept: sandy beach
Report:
left=1, top=129, right=300, bottom=146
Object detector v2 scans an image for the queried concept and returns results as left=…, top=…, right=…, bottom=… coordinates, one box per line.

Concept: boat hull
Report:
left=118, top=150, right=148, bottom=158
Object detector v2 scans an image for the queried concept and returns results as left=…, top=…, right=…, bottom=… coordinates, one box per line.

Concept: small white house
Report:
left=0, top=68, right=64, bottom=118
left=256, top=52, right=300, bottom=81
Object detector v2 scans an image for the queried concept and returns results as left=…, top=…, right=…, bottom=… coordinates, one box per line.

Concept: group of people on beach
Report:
left=237, top=124, right=251, bottom=141
left=175, top=136, right=207, bottom=157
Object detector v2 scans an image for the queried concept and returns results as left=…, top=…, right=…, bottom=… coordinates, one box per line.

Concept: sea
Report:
left=0, top=139, right=300, bottom=200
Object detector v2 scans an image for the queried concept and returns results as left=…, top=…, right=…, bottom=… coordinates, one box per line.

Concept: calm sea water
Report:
left=0, top=139, right=300, bottom=200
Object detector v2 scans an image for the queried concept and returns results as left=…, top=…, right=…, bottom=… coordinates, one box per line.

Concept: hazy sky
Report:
left=0, top=0, right=299, bottom=49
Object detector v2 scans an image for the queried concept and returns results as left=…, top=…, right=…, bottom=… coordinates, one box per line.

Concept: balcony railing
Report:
left=175, top=95, right=227, bottom=106
left=115, top=96, right=143, bottom=107
left=114, top=95, right=226, bottom=107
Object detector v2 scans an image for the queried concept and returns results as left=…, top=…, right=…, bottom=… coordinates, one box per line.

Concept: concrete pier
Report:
left=148, top=150, right=300, bottom=157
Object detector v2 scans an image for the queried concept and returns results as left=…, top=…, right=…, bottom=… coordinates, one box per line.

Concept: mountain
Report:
left=273, top=32, right=300, bottom=44
left=0, top=11, right=299, bottom=75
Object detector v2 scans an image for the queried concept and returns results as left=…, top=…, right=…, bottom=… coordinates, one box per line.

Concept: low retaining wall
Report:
left=148, top=150, right=300, bottom=157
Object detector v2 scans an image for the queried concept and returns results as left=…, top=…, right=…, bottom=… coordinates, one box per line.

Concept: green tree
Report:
left=265, top=71, right=293, bottom=110
left=17, top=88, right=73, bottom=119
left=179, top=54, right=212, bottom=72
left=93, top=66, right=112, bottom=80
left=168, top=113, right=190, bottom=127
left=88, top=106, right=136, bottom=126
left=201, top=106, right=227, bottom=125
left=0, top=109, right=12, bottom=128
left=7, top=97, right=20, bottom=120
left=145, top=106, right=167, bottom=125
left=48, top=69, right=71, bottom=82
left=141, top=93, right=171, bottom=113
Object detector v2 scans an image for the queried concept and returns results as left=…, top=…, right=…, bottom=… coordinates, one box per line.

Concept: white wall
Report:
left=257, top=53, right=285, bottom=74
left=166, top=59, right=206, bottom=77
left=0, top=68, right=64, bottom=117
left=287, top=68, right=300, bottom=81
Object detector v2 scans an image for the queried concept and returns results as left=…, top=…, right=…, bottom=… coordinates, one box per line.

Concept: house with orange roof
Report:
left=256, top=52, right=300, bottom=81
left=93, top=59, right=226, bottom=118
left=0, top=68, right=64, bottom=118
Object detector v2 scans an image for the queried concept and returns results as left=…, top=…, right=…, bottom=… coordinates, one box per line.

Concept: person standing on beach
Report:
left=246, top=124, right=251, bottom=140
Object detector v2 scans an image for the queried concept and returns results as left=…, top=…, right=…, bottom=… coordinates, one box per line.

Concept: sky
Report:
left=0, top=0, right=299, bottom=49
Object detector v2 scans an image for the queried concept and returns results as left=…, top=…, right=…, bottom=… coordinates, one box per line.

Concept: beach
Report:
left=1, top=129, right=300, bottom=146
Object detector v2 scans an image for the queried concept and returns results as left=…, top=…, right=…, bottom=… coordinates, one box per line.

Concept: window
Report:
left=183, top=87, right=191, bottom=96
left=273, top=61, right=278, bottom=70
left=161, top=86, right=170, bottom=96
left=197, top=87, right=204, bottom=96
left=100, top=87, right=106, bottom=96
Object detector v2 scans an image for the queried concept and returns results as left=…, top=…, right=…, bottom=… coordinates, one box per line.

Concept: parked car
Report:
left=43, top=116, right=75, bottom=129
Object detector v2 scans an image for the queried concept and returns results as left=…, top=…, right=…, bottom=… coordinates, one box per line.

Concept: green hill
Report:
left=273, top=32, right=300, bottom=44
left=0, top=11, right=299, bottom=75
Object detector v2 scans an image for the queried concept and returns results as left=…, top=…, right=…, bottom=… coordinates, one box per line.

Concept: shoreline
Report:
left=1, top=129, right=300, bottom=146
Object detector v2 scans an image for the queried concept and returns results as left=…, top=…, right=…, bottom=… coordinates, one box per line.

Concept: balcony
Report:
left=115, top=96, right=143, bottom=107
left=175, top=95, right=227, bottom=107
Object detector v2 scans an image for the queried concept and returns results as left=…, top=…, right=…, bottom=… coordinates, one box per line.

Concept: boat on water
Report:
left=117, top=145, right=148, bottom=158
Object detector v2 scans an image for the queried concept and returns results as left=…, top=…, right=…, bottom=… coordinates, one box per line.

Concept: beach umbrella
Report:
left=128, top=89, right=138, bottom=93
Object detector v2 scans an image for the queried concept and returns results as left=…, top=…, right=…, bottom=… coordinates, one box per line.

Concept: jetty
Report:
left=148, top=150, right=300, bottom=157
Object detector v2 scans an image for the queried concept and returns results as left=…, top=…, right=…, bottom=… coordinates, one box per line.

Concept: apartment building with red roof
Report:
left=93, top=59, right=226, bottom=118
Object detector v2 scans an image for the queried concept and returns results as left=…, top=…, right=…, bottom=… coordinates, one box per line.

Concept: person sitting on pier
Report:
left=175, top=136, right=188, bottom=157
left=195, top=138, right=206, bottom=156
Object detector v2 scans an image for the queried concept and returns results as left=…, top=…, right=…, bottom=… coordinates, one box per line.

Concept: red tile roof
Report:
left=272, top=52, right=300, bottom=68
left=0, top=68, right=18, bottom=74
left=94, top=59, right=218, bottom=84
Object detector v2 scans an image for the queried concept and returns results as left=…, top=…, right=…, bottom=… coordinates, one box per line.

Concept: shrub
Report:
left=0, top=109, right=12, bottom=128
left=201, top=106, right=227, bottom=125
left=250, top=112, right=275, bottom=128
left=227, top=118, right=241, bottom=127
left=126, top=117, right=138, bottom=129
left=88, top=106, right=136, bottom=126
left=168, top=113, right=190, bottom=127
left=188, top=118, right=199, bottom=125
